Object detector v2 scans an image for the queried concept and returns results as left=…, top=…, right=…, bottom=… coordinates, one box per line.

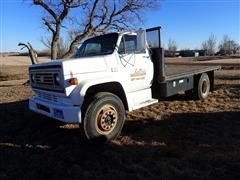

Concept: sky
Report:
left=0, top=0, right=239, bottom=52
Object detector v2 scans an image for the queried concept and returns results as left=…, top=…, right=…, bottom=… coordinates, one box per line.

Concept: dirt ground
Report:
left=0, top=56, right=48, bottom=81
left=0, top=56, right=240, bottom=179
left=0, top=55, right=49, bottom=66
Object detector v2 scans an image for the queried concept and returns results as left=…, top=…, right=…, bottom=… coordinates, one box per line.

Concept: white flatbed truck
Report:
left=29, top=26, right=220, bottom=141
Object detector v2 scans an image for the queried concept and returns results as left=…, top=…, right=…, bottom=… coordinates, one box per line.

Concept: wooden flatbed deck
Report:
left=164, top=64, right=220, bottom=81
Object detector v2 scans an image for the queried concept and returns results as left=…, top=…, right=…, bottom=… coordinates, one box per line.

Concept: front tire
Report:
left=81, top=92, right=125, bottom=142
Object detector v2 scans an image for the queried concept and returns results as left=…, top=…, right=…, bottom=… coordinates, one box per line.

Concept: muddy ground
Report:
left=0, top=59, right=240, bottom=179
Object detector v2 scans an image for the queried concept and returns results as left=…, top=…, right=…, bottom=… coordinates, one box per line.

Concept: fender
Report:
left=68, top=75, right=129, bottom=108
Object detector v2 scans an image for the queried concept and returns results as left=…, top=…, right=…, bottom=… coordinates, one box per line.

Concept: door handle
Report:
left=143, top=56, right=149, bottom=58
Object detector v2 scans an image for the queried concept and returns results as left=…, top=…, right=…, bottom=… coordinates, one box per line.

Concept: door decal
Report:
left=130, top=69, right=146, bottom=81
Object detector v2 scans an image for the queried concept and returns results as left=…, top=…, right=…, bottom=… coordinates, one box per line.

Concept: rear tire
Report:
left=195, top=73, right=210, bottom=100
left=81, top=92, right=125, bottom=142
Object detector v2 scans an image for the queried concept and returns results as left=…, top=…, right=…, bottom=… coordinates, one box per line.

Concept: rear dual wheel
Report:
left=185, top=73, right=210, bottom=100
left=81, top=92, right=125, bottom=142
left=196, top=73, right=210, bottom=100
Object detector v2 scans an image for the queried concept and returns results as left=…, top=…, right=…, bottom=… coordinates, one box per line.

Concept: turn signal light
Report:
left=69, top=78, right=78, bottom=85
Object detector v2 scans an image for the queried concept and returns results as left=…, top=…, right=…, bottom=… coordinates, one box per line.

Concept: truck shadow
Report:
left=0, top=100, right=240, bottom=179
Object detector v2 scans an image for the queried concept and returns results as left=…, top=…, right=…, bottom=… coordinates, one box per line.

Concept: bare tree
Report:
left=32, top=0, right=159, bottom=60
left=168, top=38, right=177, bottom=57
left=18, top=42, right=39, bottom=64
left=201, top=34, right=217, bottom=56
left=218, top=35, right=239, bottom=55
left=41, top=36, right=69, bottom=58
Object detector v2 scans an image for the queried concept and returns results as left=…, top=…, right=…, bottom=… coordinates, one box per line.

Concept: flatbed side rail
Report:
left=163, top=65, right=221, bottom=81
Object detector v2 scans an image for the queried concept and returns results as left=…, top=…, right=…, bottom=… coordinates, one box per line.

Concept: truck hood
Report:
left=29, top=56, right=108, bottom=75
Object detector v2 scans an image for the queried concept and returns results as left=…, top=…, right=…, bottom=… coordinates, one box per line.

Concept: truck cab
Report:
left=29, top=27, right=219, bottom=142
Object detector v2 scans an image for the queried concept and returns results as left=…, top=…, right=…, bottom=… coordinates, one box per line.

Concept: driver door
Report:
left=117, top=33, right=153, bottom=92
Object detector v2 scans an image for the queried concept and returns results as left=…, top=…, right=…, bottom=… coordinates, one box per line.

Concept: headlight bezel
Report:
left=54, top=73, right=61, bottom=85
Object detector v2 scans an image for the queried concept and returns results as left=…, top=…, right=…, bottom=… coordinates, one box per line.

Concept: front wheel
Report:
left=81, top=92, right=125, bottom=142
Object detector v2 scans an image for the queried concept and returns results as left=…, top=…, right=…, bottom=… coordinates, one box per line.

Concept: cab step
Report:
left=131, top=99, right=158, bottom=110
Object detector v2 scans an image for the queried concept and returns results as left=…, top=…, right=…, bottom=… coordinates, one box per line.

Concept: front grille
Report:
left=37, top=92, right=58, bottom=102
left=34, top=73, right=55, bottom=84
left=29, top=68, right=64, bottom=92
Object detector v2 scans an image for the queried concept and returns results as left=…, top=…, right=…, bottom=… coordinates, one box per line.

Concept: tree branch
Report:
left=59, top=2, right=70, bottom=21
left=62, top=32, right=89, bottom=59
left=62, top=0, right=85, bottom=8
left=33, top=0, right=58, bottom=21
left=18, top=42, right=39, bottom=64
left=85, top=0, right=99, bottom=31
left=42, top=18, right=55, bottom=33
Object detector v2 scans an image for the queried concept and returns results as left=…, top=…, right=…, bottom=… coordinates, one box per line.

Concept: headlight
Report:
left=54, top=74, right=61, bottom=85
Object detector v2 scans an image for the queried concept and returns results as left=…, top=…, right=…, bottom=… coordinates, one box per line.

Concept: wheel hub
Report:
left=95, top=105, right=118, bottom=134
left=202, top=80, right=208, bottom=95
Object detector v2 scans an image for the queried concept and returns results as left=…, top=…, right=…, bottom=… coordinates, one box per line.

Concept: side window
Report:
left=118, top=35, right=137, bottom=54
left=125, top=35, right=136, bottom=53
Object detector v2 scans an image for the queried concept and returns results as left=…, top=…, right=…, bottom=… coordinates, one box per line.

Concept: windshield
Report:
left=75, top=33, right=119, bottom=58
